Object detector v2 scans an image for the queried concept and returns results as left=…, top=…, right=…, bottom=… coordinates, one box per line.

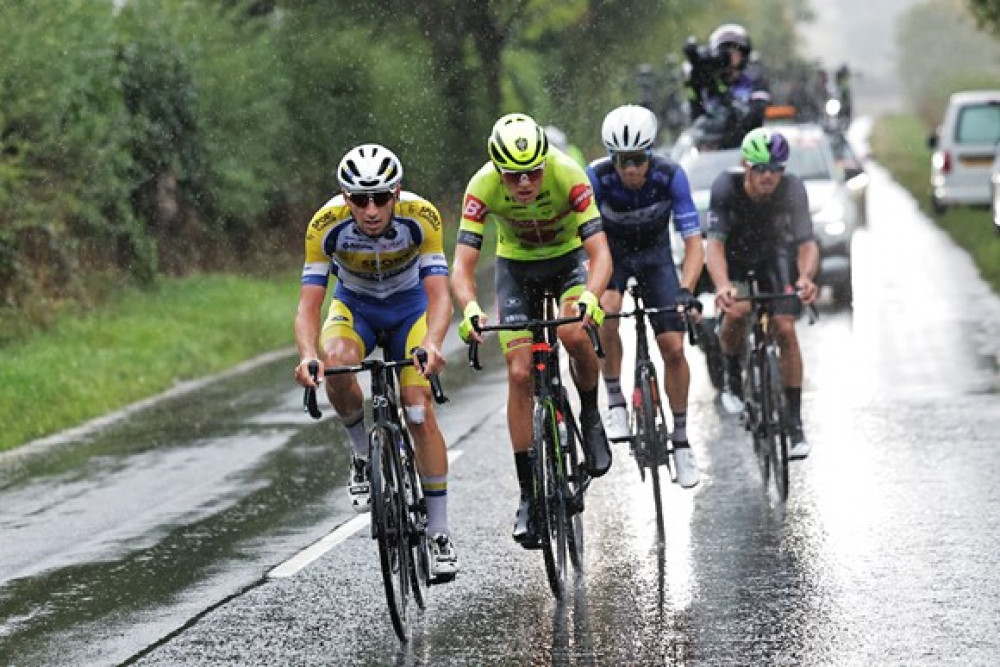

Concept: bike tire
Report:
left=747, top=343, right=771, bottom=488
left=559, top=388, right=585, bottom=572
left=399, top=429, right=431, bottom=606
left=370, top=426, right=411, bottom=641
left=765, top=347, right=790, bottom=502
left=637, top=364, right=666, bottom=538
left=533, top=403, right=568, bottom=599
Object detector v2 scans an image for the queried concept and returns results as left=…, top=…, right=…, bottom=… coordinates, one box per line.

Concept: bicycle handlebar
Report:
left=734, top=291, right=819, bottom=324
left=302, top=347, right=448, bottom=420
left=605, top=300, right=703, bottom=347
left=467, top=310, right=604, bottom=371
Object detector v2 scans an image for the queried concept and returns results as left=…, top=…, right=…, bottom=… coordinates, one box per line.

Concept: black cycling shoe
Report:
left=579, top=407, right=612, bottom=477
left=512, top=495, right=541, bottom=549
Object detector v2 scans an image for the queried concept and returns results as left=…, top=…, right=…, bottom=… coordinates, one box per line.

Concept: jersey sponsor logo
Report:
left=569, top=183, right=593, bottom=212
left=310, top=210, right=338, bottom=231
left=462, top=194, right=488, bottom=222
left=419, top=205, right=442, bottom=231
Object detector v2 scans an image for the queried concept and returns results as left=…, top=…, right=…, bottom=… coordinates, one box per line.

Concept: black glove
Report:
left=677, top=288, right=703, bottom=313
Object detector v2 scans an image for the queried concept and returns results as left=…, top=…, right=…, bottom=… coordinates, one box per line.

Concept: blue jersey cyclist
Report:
left=292, top=143, right=458, bottom=579
left=586, top=104, right=705, bottom=488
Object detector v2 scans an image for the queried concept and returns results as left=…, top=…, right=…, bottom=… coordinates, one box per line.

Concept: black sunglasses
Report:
left=346, top=191, right=394, bottom=207
left=611, top=151, right=651, bottom=168
left=750, top=163, right=785, bottom=174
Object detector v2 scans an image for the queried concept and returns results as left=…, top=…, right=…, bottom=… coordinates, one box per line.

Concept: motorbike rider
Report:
left=683, top=23, right=771, bottom=149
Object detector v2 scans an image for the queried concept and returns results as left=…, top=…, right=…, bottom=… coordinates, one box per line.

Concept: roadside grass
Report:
left=871, top=114, right=1000, bottom=294
left=0, top=274, right=299, bottom=452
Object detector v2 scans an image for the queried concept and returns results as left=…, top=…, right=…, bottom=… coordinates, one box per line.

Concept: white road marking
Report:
left=267, top=450, right=464, bottom=578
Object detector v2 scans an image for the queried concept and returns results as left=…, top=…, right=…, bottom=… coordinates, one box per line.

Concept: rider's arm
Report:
left=414, top=201, right=454, bottom=358
left=786, top=176, right=820, bottom=303
left=580, top=226, right=612, bottom=299
left=294, top=284, right=327, bottom=386
left=669, top=165, right=705, bottom=291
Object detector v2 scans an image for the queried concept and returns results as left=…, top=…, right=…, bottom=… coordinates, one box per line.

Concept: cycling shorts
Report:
left=494, top=249, right=588, bottom=354
left=320, top=285, right=430, bottom=387
left=607, top=237, right=685, bottom=334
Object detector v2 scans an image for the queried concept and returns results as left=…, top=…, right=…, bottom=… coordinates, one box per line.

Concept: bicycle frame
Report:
left=467, top=298, right=599, bottom=599
left=303, top=348, right=447, bottom=641
left=605, top=279, right=698, bottom=535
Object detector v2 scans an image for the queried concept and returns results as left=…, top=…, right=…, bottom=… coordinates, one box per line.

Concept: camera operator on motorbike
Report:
left=705, top=128, right=819, bottom=460
left=586, top=105, right=704, bottom=488
left=683, top=23, right=771, bottom=150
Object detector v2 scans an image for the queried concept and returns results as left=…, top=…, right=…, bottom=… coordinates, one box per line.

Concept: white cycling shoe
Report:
left=605, top=405, right=630, bottom=442
left=672, top=444, right=700, bottom=488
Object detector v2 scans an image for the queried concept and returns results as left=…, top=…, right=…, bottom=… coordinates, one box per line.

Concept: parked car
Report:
left=927, top=90, right=1000, bottom=215
left=670, top=122, right=859, bottom=305
left=991, top=145, right=1000, bottom=236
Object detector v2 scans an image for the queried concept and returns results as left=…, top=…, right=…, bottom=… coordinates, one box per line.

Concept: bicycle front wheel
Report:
left=636, top=364, right=666, bottom=538
left=533, top=403, right=568, bottom=599
left=559, top=389, right=585, bottom=571
left=399, top=429, right=431, bottom=607
left=765, top=347, right=790, bottom=502
left=370, top=426, right=411, bottom=641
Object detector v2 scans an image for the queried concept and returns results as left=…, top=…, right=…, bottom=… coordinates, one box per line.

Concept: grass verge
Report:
left=0, top=273, right=299, bottom=452
left=870, top=113, right=1000, bottom=293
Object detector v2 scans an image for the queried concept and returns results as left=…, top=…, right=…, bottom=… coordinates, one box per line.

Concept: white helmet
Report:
left=337, top=143, right=403, bottom=193
left=601, top=105, right=658, bottom=152
left=544, top=125, right=569, bottom=152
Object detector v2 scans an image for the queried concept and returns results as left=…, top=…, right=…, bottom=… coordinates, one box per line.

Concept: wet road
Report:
left=2, top=128, right=1000, bottom=665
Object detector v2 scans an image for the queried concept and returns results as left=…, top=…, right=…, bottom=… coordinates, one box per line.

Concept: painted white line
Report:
left=267, top=449, right=464, bottom=579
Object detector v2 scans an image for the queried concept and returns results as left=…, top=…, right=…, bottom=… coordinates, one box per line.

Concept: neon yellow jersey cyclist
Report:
left=457, top=134, right=603, bottom=262
left=451, top=113, right=614, bottom=547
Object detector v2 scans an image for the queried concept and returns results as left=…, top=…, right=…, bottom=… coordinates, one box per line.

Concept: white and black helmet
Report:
left=601, top=105, right=658, bottom=152
left=337, top=143, right=403, bottom=193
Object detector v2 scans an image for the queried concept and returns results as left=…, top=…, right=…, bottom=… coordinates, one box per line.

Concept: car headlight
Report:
left=812, top=199, right=845, bottom=226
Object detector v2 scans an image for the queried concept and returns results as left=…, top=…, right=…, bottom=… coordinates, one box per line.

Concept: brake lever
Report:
left=304, top=360, right=323, bottom=420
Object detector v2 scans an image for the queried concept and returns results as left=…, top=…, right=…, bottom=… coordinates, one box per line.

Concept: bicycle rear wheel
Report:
left=746, top=341, right=771, bottom=488
left=370, top=426, right=411, bottom=641
left=765, top=347, right=790, bottom=501
left=533, top=403, right=568, bottom=599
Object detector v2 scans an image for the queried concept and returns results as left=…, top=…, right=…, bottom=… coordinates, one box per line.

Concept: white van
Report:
left=928, top=90, right=1000, bottom=214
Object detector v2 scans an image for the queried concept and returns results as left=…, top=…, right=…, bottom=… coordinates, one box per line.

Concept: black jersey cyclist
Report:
left=586, top=104, right=704, bottom=488
left=704, top=128, right=819, bottom=459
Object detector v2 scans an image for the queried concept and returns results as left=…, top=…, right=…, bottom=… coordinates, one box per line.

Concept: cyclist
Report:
left=704, top=128, right=819, bottom=459
left=292, top=143, right=458, bottom=577
left=586, top=104, right=704, bottom=488
left=451, top=112, right=613, bottom=546
left=683, top=23, right=771, bottom=149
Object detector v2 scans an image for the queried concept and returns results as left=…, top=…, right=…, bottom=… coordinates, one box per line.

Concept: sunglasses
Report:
left=499, top=165, right=545, bottom=183
left=346, top=191, right=395, bottom=208
left=611, top=151, right=651, bottom=168
left=750, top=163, right=785, bottom=174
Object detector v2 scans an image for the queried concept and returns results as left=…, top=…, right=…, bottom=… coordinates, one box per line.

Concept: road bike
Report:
left=303, top=347, right=448, bottom=642
left=605, top=278, right=700, bottom=538
left=466, top=297, right=601, bottom=599
left=735, top=272, right=807, bottom=503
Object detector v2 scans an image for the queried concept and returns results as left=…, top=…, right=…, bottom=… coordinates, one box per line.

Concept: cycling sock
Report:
left=604, top=376, right=626, bottom=408
left=579, top=386, right=599, bottom=413
left=342, top=410, right=368, bottom=460
left=515, top=451, right=533, bottom=497
left=672, top=411, right=688, bottom=442
left=785, top=386, right=802, bottom=423
left=422, top=475, right=449, bottom=536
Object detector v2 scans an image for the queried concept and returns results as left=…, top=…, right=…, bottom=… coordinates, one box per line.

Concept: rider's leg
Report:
left=599, top=289, right=626, bottom=405
left=320, top=301, right=370, bottom=460
left=773, top=314, right=804, bottom=422
left=655, top=330, right=690, bottom=436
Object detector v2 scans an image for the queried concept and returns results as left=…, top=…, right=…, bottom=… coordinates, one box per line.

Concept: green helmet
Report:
left=740, top=128, right=790, bottom=165
left=488, top=113, right=549, bottom=171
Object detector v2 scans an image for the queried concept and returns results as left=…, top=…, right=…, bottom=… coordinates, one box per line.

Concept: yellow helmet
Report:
left=488, top=113, right=549, bottom=171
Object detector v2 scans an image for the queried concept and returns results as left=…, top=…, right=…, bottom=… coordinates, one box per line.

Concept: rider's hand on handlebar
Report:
left=413, top=342, right=446, bottom=377
left=576, top=290, right=605, bottom=327
left=676, top=287, right=704, bottom=323
left=715, top=284, right=739, bottom=313
left=459, top=301, right=486, bottom=344
left=796, top=276, right=819, bottom=305
left=295, top=357, right=323, bottom=388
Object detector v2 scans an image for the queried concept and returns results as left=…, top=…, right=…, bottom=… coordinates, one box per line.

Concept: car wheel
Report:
left=931, top=195, right=947, bottom=216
